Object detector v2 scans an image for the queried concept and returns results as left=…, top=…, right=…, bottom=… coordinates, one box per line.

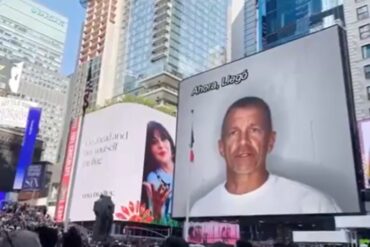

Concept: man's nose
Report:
left=239, top=131, right=251, bottom=145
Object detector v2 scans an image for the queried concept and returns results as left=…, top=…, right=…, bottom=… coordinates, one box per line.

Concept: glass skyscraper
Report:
left=0, top=0, right=67, bottom=72
left=120, top=0, right=228, bottom=93
left=257, top=0, right=344, bottom=50
left=0, top=0, right=69, bottom=163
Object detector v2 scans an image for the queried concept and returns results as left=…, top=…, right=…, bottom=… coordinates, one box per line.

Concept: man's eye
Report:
left=251, top=127, right=261, bottom=133
left=229, top=130, right=237, bottom=136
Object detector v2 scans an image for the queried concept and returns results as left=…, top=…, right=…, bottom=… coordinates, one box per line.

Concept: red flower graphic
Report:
left=115, top=200, right=154, bottom=223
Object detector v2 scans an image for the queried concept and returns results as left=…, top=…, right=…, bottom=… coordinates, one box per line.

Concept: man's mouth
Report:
left=236, top=152, right=253, bottom=158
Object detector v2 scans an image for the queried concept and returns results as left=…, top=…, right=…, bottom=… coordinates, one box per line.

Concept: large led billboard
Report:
left=359, top=119, right=370, bottom=189
left=187, top=221, right=240, bottom=245
left=173, top=26, right=362, bottom=218
left=0, top=128, right=43, bottom=191
left=68, top=103, right=177, bottom=226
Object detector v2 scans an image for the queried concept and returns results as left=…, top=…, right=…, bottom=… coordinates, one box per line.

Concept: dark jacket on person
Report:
left=0, top=230, right=42, bottom=247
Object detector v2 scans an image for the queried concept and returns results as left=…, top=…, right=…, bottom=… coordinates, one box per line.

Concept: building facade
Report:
left=72, top=0, right=229, bottom=117
left=0, top=0, right=67, bottom=72
left=231, top=0, right=344, bottom=59
left=343, top=0, right=370, bottom=120
left=118, top=0, right=228, bottom=96
left=70, top=0, right=127, bottom=118
left=0, top=0, right=69, bottom=164
left=258, top=0, right=344, bottom=51
left=4, top=59, right=69, bottom=164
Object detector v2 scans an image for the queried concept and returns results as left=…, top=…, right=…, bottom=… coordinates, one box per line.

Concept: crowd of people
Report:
left=0, top=201, right=92, bottom=247
left=0, top=201, right=301, bottom=247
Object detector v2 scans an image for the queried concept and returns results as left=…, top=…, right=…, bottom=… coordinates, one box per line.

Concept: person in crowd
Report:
left=236, top=240, right=253, bottom=247
left=211, top=242, right=232, bottom=247
left=161, top=236, right=188, bottom=247
left=0, top=229, right=42, bottom=247
left=62, top=227, right=82, bottom=247
left=191, top=96, right=341, bottom=216
left=142, top=121, right=175, bottom=222
left=35, top=226, right=58, bottom=247
left=274, top=243, right=286, bottom=247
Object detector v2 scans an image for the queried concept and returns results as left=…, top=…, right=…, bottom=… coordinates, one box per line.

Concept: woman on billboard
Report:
left=141, top=121, right=175, bottom=223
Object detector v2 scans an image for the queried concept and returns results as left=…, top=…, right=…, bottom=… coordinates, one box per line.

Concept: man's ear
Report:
left=267, top=131, right=276, bottom=153
left=218, top=139, right=225, bottom=157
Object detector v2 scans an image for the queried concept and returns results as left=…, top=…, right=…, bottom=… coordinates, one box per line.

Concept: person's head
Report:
left=219, top=97, right=276, bottom=178
left=273, top=243, right=286, bottom=247
left=62, top=227, right=82, bottom=247
left=236, top=240, right=253, bottom=247
left=161, top=236, right=188, bottom=247
left=36, top=226, right=58, bottom=247
left=145, top=121, right=175, bottom=168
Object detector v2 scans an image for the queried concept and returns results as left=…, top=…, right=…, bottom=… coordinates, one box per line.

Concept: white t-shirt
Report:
left=190, top=174, right=341, bottom=217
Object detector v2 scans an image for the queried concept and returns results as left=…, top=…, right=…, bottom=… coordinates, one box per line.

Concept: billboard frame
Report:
left=172, top=25, right=366, bottom=221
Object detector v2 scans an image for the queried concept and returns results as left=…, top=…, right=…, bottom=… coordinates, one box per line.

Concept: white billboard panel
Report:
left=69, top=103, right=176, bottom=225
left=0, top=97, right=36, bottom=128
left=173, top=26, right=362, bottom=217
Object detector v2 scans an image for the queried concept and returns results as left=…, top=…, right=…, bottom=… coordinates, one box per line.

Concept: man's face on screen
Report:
left=219, top=106, right=276, bottom=176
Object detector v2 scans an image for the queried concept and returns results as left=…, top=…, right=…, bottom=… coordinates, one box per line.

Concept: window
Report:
left=357, top=5, right=369, bottom=20
left=362, top=44, right=370, bottom=58
left=364, top=65, right=370, bottom=78
left=367, top=85, right=370, bottom=100
left=359, top=24, right=370, bottom=39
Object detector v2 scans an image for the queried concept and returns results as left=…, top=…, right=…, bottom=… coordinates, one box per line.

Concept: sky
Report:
left=34, top=0, right=86, bottom=76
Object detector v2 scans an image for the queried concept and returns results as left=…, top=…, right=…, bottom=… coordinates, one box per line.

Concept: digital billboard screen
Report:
left=172, top=26, right=362, bottom=218
left=359, top=119, right=370, bottom=189
left=0, top=128, right=42, bottom=191
left=68, top=103, right=178, bottom=226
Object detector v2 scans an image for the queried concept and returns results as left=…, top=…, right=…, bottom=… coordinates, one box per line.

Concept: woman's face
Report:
left=151, top=129, right=173, bottom=165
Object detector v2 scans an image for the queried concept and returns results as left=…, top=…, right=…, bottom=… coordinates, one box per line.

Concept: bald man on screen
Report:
left=190, top=97, right=341, bottom=217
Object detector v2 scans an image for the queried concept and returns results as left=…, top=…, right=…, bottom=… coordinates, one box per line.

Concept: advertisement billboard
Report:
left=173, top=26, right=362, bottom=218
left=187, top=221, right=240, bottom=245
left=55, top=118, right=81, bottom=223
left=21, top=164, right=46, bottom=191
left=13, top=107, right=42, bottom=190
left=0, top=128, right=43, bottom=191
left=359, top=119, right=370, bottom=189
left=68, top=103, right=177, bottom=226
left=0, top=97, right=37, bottom=129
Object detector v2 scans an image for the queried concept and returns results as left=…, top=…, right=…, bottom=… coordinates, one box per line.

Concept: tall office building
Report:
left=71, top=0, right=229, bottom=115
left=118, top=0, right=228, bottom=95
left=258, top=0, right=344, bottom=50
left=0, top=0, right=67, bottom=72
left=0, top=0, right=69, bottom=164
left=6, top=60, right=69, bottom=163
left=70, top=0, right=127, bottom=118
left=230, top=0, right=344, bottom=60
left=343, top=0, right=370, bottom=120
left=230, top=0, right=370, bottom=120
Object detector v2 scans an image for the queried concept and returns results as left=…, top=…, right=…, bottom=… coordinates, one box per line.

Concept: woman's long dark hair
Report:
left=141, top=121, right=175, bottom=207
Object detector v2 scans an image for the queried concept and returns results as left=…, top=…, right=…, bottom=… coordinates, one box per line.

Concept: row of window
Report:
left=357, top=3, right=370, bottom=106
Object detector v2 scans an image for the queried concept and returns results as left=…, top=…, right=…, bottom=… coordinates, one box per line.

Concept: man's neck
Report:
left=225, top=170, right=269, bottom=195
